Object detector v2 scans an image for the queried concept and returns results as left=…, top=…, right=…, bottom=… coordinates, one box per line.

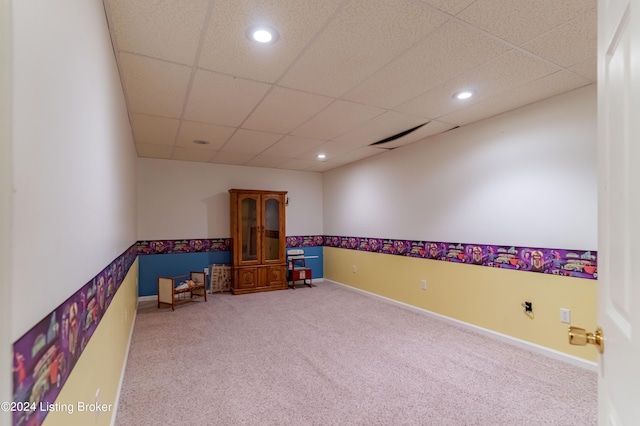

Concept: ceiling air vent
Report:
left=369, top=122, right=429, bottom=149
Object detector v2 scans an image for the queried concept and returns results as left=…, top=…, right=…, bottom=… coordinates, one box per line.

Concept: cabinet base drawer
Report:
left=231, top=265, right=287, bottom=294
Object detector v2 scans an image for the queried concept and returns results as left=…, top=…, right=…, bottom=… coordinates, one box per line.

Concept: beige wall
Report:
left=42, top=259, right=139, bottom=426
left=324, top=247, right=597, bottom=362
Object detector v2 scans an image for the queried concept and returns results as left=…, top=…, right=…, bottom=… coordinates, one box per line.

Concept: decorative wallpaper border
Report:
left=138, top=236, right=597, bottom=280
left=323, top=236, right=597, bottom=280
left=137, top=238, right=230, bottom=254
left=11, top=244, right=138, bottom=426
left=286, top=235, right=325, bottom=247
left=136, top=236, right=319, bottom=255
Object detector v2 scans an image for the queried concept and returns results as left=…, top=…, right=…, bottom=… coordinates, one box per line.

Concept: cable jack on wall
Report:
left=521, top=301, right=534, bottom=319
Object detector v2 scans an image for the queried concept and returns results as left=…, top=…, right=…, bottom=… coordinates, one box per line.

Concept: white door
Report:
left=597, top=0, right=640, bottom=423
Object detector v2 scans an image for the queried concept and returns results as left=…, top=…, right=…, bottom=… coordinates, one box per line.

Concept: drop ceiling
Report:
left=103, top=0, right=596, bottom=172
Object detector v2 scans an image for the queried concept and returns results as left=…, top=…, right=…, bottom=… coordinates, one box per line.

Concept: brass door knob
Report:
left=568, top=326, right=604, bottom=354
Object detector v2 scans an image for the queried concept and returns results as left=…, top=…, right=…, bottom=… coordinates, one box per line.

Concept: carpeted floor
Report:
left=115, top=282, right=597, bottom=426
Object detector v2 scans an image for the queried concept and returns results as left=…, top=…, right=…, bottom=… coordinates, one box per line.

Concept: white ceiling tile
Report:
left=273, top=159, right=319, bottom=171
left=570, top=57, right=597, bottom=82
left=136, top=144, right=174, bottom=159
left=423, top=120, right=459, bottom=135
left=210, top=151, right=255, bottom=165
left=243, top=86, right=333, bottom=134
left=198, top=0, right=344, bottom=83
left=522, top=9, right=596, bottom=68
left=106, top=0, right=208, bottom=65
left=296, top=141, right=359, bottom=162
left=278, top=0, right=449, bottom=97
left=260, top=135, right=325, bottom=158
left=184, top=70, right=271, bottom=127
left=394, top=50, right=559, bottom=118
left=308, top=161, right=344, bottom=172
left=332, top=111, right=430, bottom=146
left=172, top=147, right=216, bottom=163
left=417, top=0, right=477, bottom=16
left=119, top=53, right=192, bottom=118
left=175, top=121, right=235, bottom=151
left=326, top=147, right=386, bottom=164
left=439, top=72, right=593, bottom=126
left=344, top=20, right=510, bottom=109
left=130, top=113, right=180, bottom=146
left=245, top=155, right=290, bottom=168
left=457, top=0, right=595, bottom=45
left=378, top=120, right=458, bottom=149
left=291, top=100, right=385, bottom=140
left=221, top=128, right=284, bottom=154
left=107, top=0, right=598, bottom=171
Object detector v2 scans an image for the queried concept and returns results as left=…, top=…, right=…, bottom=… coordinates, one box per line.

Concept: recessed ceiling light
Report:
left=246, top=25, right=280, bottom=45
left=193, top=139, right=210, bottom=145
left=253, top=30, right=272, bottom=43
left=317, top=154, right=327, bottom=160
left=454, top=91, right=473, bottom=100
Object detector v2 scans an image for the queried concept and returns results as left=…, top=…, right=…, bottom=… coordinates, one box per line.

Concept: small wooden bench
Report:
left=158, top=272, right=207, bottom=311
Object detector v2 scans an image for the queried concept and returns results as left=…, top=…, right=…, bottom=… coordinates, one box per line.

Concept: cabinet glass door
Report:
left=263, top=197, right=281, bottom=262
left=240, top=195, right=259, bottom=263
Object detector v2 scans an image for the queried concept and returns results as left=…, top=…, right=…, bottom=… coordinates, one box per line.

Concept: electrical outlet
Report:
left=421, top=279, right=427, bottom=290
left=352, top=265, right=357, bottom=273
left=560, top=308, right=571, bottom=323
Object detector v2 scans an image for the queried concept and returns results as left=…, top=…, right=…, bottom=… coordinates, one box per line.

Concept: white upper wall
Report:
left=1, top=0, right=12, bottom=417
left=11, top=0, right=137, bottom=340
left=137, top=159, right=323, bottom=240
left=323, top=85, right=597, bottom=250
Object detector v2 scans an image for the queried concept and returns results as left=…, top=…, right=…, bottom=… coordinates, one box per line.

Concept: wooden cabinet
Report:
left=229, top=189, right=287, bottom=294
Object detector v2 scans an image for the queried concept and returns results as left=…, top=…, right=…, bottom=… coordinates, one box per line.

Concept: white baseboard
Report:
left=324, top=279, right=597, bottom=372
left=110, top=304, right=138, bottom=426
left=137, top=295, right=157, bottom=303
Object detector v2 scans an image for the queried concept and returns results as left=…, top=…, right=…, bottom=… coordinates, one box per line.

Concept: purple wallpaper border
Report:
left=137, top=238, right=230, bottom=255
left=137, top=236, right=597, bottom=280
left=11, top=243, right=137, bottom=426
left=322, top=236, right=597, bottom=280
left=286, top=235, right=325, bottom=247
